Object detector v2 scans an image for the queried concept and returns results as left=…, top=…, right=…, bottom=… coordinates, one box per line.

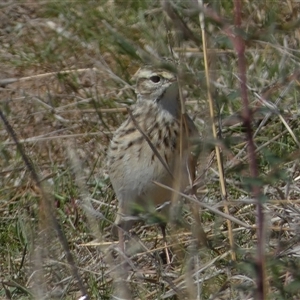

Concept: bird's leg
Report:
left=191, top=200, right=208, bottom=248
left=116, top=217, right=136, bottom=255
left=118, top=226, right=126, bottom=254
left=160, top=223, right=171, bottom=265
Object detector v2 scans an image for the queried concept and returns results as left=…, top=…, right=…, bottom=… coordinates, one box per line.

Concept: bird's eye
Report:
left=150, top=75, right=161, bottom=83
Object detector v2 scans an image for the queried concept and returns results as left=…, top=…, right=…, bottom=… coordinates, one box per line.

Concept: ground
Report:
left=1, top=1, right=300, bottom=299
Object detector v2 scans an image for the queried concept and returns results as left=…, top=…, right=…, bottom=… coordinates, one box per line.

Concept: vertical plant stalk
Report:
left=197, top=0, right=236, bottom=261
left=233, top=0, right=266, bottom=298
left=0, top=109, right=89, bottom=300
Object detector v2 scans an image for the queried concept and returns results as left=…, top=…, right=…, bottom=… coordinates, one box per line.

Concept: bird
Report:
left=107, top=64, right=205, bottom=258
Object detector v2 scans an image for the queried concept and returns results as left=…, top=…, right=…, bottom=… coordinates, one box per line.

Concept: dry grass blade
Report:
left=198, top=0, right=235, bottom=260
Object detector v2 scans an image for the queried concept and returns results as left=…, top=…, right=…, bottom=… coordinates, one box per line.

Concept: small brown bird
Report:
left=107, top=65, right=203, bottom=255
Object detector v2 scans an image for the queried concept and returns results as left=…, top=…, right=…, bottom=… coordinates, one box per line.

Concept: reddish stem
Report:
left=233, top=1, right=265, bottom=299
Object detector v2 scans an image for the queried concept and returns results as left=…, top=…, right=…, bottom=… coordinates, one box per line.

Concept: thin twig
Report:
left=233, top=1, right=266, bottom=298
left=0, top=68, right=97, bottom=87
left=2, top=131, right=108, bottom=145
left=153, top=181, right=251, bottom=228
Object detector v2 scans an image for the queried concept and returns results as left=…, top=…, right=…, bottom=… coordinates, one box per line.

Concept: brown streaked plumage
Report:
left=107, top=65, right=205, bottom=254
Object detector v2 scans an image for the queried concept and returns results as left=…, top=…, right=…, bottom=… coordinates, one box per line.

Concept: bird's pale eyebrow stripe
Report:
left=134, top=68, right=175, bottom=81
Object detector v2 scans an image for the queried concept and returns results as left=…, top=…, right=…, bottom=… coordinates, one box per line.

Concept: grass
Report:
left=1, top=0, right=300, bottom=299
